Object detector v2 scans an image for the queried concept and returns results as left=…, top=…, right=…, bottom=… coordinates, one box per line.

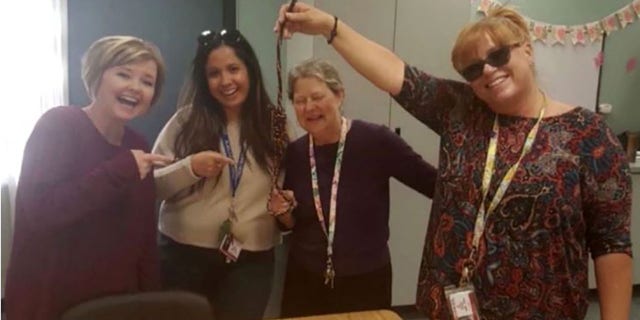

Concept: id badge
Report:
left=219, top=234, right=242, bottom=263
left=444, top=284, right=480, bottom=320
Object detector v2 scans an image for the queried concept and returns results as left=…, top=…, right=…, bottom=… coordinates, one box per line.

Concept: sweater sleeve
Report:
left=581, top=116, right=632, bottom=258
left=15, top=108, right=141, bottom=236
left=392, top=64, right=477, bottom=136
left=377, top=124, right=437, bottom=198
left=152, top=108, right=202, bottom=200
left=137, top=207, right=161, bottom=290
left=125, top=130, right=161, bottom=290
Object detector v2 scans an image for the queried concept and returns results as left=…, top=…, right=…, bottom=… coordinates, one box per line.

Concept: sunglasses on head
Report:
left=459, top=43, right=521, bottom=82
left=197, top=29, right=243, bottom=48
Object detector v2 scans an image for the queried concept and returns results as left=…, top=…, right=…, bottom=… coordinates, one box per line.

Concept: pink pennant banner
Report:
left=531, top=22, right=548, bottom=43
left=570, top=26, right=587, bottom=45
left=479, top=0, right=638, bottom=46
left=617, top=5, right=636, bottom=28
left=602, top=14, right=619, bottom=34
left=586, top=22, right=603, bottom=43
left=551, top=25, right=567, bottom=45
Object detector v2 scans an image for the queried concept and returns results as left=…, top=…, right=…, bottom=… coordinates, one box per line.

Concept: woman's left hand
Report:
left=268, top=189, right=296, bottom=229
left=268, top=189, right=296, bottom=216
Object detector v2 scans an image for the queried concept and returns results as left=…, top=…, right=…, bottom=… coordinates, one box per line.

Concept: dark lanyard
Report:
left=221, top=131, right=246, bottom=197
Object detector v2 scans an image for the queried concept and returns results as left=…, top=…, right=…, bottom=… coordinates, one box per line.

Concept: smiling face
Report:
left=464, top=33, right=535, bottom=111
left=93, top=59, right=157, bottom=123
left=205, top=45, right=250, bottom=118
left=292, top=76, right=344, bottom=145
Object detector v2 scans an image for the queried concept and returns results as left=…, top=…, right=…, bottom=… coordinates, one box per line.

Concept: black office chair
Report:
left=61, top=291, right=214, bottom=320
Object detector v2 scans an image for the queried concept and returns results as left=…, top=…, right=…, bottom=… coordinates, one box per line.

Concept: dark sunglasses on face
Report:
left=198, top=29, right=243, bottom=48
left=459, top=43, right=520, bottom=82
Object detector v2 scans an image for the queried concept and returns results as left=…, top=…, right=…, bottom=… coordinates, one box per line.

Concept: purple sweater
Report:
left=5, top=107, right=160, bottom=320
left=284, top=120, right=436, bottom=276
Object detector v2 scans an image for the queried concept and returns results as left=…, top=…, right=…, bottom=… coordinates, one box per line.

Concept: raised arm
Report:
left=276, top=2, right=477, bottom=135
left=275, top=2, right=405, bottom=95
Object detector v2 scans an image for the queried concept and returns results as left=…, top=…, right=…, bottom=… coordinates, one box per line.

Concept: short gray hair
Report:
left=287, top=58, right=344, bottom=100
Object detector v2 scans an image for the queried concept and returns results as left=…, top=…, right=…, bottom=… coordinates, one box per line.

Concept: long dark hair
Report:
left=174, top=29, right=278, bottom=187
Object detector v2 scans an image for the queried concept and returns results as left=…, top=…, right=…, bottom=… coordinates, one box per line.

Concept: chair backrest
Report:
left=61, top=291, right=214, bottom=320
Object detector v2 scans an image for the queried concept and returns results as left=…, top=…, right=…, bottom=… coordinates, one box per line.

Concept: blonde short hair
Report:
left=81, top=35, right=166, bottom=106
left=451, top=6, right=530, bottom=72
left=287, top=58, right=344, bottom=100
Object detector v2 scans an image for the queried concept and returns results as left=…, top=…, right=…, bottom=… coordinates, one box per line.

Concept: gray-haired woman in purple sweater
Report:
left=268, top=58, right=437, bottom=317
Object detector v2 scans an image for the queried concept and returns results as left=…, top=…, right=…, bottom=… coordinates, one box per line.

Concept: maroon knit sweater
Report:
left=5, top=106, right=160, bottom=320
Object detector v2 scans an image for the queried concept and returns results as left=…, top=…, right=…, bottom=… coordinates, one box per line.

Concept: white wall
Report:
left=533, top=41, right=603, bottom=112
left=311, top=0, right=396, bottom=126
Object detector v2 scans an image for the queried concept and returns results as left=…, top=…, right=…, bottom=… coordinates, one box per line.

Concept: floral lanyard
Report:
left=459, top=93, right=547, bottom=287
left=309, top=117, right=349, bottom=289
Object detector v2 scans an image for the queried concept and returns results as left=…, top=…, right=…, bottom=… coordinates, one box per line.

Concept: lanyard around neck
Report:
left=309, top=117, right=349, bottom=259
left=221, top=130, right=246, bottom=197
left=460, top=93, right=547, bottom=286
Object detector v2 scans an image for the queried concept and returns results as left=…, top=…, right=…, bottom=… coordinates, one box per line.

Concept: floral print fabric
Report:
left=393, top=65, right=632, bottom=319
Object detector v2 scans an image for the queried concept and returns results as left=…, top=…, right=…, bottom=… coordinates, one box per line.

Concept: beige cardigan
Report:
left=152, top=107, right=280, bottom=251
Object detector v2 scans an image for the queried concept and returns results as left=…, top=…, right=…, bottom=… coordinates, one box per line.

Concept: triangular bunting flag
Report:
left=570, top=26, right=587, bottom=45
left=477, top=0, right=492, bottom=15
left=531, top=22, right=548, bottom=43
left=551, top=25, right=568, bottom=45
left=586, top=22, right=604, bottom=43
left=632, top=0, right=640, bottom=18
left=602, top=14, right=620, bottom=34
left=617, top=5, right=636, bottom=28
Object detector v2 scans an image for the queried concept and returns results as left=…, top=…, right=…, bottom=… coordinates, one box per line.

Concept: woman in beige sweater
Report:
left=152, top=29, right=290, bottom=320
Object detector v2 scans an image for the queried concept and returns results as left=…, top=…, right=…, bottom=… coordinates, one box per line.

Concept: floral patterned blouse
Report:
left=392, top=65, right=632, bottom=319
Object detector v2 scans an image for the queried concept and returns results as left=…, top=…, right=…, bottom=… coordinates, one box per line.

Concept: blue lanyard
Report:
left=221, top=131, right=246, bottom=197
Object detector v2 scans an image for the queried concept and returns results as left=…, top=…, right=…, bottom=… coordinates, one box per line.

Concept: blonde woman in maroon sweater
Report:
left=6, top=36, right=171, bottom=320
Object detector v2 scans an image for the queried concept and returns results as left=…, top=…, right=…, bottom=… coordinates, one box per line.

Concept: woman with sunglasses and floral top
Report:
left=275, top=4, right=632, bottom=320
left=152, top=29, right=289, bottom=320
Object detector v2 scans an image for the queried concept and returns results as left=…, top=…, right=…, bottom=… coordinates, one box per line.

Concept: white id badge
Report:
left=219, top=234, right=242, bottom=262
left=444, top=285, right=481, bottom=320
